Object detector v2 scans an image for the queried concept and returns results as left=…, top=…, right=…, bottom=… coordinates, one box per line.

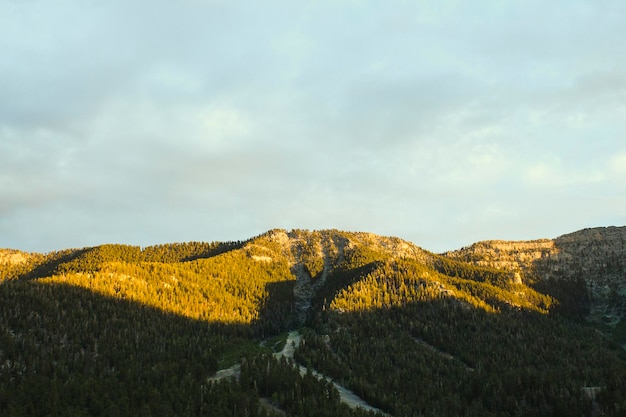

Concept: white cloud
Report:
left=197, top=107, right=253, bottom=147
left=608, top=152, right=626, bottom=180
left=524, top=158, right=605, bottom=188
left=1, top=0, right=625, bottom=252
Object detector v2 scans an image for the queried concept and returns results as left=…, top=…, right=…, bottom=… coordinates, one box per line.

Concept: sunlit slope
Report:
left=272, top=229, right=557, bottom=316
left=329, top=258, right=554, bottom=314
left=0, top=249, right=44, bottom=280
left=2, top=241, right=296, bottom=334
left=1, top=229, right=560, bottom=328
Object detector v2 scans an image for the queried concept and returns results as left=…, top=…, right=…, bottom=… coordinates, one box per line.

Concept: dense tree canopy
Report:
left=1, top=230, right=625, bottom=416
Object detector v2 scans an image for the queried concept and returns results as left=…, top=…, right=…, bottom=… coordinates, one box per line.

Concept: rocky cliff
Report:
left=255, top=229, right=429, bottom=324
left=444, top=226, right=626, bottom=323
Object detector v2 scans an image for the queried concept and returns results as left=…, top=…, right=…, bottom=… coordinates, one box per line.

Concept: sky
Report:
left=1, top=0, right=625, bottom=254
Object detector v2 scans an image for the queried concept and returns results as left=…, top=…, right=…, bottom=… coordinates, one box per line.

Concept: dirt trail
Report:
left=274, top=330, right=302, bottom=360
left=207, top=363, right=241, bottom=382
left=276, top=331, right=389, bottom=415
left=209, top=330, right=389, bottom=415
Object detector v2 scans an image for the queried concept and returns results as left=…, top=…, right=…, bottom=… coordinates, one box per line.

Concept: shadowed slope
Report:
left=297, top=258, right=626, bottom=417
left=0, top=277, right=379, bottom=417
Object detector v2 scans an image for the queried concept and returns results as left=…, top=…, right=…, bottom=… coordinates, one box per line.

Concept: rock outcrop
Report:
left=250, top=227, right=626, bottom=325
left=255, top=229, right=429, bottom=325
left=445, top=226, right=626, bottom=323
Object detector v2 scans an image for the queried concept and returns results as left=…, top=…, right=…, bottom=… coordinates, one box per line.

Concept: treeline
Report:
left=142, top=241, right=246, bottom=263
left=9, top=241, right=246, bottom=280
left=431, top=255, right=515, bottom=288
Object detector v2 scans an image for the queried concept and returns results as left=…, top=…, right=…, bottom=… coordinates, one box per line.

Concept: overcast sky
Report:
left=1, top=0, right=625, bottom=253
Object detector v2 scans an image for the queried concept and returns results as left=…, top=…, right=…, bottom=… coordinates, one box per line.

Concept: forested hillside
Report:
left=1, top=228, right=626, bottom=416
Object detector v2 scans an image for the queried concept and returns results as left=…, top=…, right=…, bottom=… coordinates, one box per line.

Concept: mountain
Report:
left=445, top=226, right=626, bottom=325
left=1, top=227, right=625, bottom=416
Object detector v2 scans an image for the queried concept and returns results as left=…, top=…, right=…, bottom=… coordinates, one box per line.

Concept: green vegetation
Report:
left=298, top=258, right=626, bottom=416
left=0, top=280, right=223, bottom=416
left=238, top=354, right=380, bottom=417
left=1, top=230, right=626, bottom=416
left=0, top=240, right=300, bottom=416
left=0, top=249, right=45, bottom=281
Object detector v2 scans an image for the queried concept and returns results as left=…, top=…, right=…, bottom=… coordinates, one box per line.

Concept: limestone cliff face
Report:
left=444, top=227, right=626, bottom=322
left=252, top=229, right=429, bottom=324
left=249, top=227, right=626, bottom=324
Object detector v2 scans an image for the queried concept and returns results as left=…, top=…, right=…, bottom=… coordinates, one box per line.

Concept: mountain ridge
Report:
left=445, top=226, right=626, bottom=323
left=3, top=226, right=625, bottom=320
left=2, top=226, right=626, bottom=416
left=3, top=226, right=625, bottom=324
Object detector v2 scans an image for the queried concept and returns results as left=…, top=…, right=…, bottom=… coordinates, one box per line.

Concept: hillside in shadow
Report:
left=299, top=293, right=626, bottom=417
left=0, top=278, right=265, bottom=416
left=0, top=278, right=381, bottom=417
left=535, top=228, right=625, bottom=321
left=290, top=249, right=626, bottom=417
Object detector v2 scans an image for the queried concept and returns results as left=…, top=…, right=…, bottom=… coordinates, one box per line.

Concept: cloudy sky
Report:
left=1, top=0, right=625, bottom=253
